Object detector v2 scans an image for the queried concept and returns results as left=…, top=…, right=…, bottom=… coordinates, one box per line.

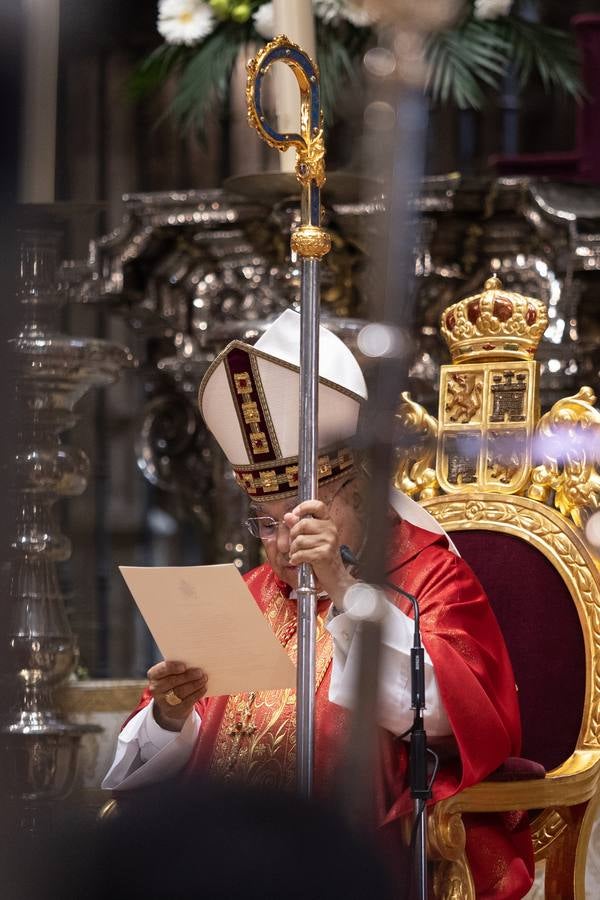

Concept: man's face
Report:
left=251, top=478, right=364, bottom=590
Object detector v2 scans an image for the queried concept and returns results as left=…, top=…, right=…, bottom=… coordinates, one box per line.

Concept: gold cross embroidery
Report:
left=227, top=692, right=258, bottom=744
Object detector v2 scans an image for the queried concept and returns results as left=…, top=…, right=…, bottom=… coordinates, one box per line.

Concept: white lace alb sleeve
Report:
left=101, top=700, right=201, bottom=791
left=326, top=597, right=451, bottom=739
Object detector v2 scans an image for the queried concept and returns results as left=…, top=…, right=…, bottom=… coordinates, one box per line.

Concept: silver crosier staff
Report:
left=246, top=36, right=331, bottom=798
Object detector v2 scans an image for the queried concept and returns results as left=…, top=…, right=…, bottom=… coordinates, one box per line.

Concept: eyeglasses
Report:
left=242, top=477, right=355, bottom=542
left=243, top=516, right=284, bottom=540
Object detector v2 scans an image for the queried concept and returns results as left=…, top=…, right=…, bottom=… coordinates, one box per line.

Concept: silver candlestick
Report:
left=2, top=227, right=133, bottom=825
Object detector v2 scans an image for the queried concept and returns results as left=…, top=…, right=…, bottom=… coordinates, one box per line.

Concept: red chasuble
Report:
left=127, top=518, right=534, bottom=899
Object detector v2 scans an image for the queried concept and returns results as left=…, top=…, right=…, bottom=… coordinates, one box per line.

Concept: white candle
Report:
left=20, top=0, right=60, bottom=202
left=273, top=0, right=317, bottom=173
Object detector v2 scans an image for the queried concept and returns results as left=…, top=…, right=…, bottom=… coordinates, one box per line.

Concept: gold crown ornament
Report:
left=395, top=272, right=600, bottom=526
left=440, top=275, right=549, bottom=364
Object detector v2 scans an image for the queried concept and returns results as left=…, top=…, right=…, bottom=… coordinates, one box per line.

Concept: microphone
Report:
left=339, top=545, right=426, bottom=723
left=340, top=544, right=357, bottom=567
left=339, top=539, right=433, bottom=899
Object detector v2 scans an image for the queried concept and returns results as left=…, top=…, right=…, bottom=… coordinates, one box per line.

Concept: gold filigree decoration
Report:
left=444, top=373, right=483, bottom=424
left=246, top=36, right=309, bottom=153
left=290, top=224, right=331, bottom=259
left=422, top=493, right=600, bottom=747
left=530, top=809, right=567, bottom=859
left=394, top=392, right=440, bottom=499
left=210, top=592, right=333, bottom=786
left=246, top=36, right=324, bottom=188
left=295, top=130, right=326, bottom=188
left=528, top=386, right=600, bottom=528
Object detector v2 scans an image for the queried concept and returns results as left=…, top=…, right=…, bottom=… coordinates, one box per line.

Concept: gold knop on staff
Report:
left=245, top=35, right=331, bottom=260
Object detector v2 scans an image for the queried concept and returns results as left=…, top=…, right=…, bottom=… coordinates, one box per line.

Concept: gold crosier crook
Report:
left=246, top=35, right=331, bottom=260
left=246, top=35, right=330, bottom=798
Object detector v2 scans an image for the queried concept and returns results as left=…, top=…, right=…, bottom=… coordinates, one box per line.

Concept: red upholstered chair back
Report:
left=451, top=530, right=586, bottom=772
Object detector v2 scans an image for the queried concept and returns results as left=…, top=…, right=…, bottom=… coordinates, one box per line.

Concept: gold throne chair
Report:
left=396, top=276, right=600, bottom=899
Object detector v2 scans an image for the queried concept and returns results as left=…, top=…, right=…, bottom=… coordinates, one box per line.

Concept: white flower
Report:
left=254, top=2, right=274, bottom=38
left=473, top=0, right=513, bottom=21
left=313, top=0, right=338, bottom=24
left=341, top=0, right=373, bottom=27
left=158, top=0, right=214, bottom=46
left=314, top=0, right=373, bottom=28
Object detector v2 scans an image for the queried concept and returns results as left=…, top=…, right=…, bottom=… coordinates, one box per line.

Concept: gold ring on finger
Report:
left=164, top=689, right=182, bottom=706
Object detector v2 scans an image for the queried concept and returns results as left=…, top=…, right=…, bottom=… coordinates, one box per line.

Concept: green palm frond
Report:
left=426, top=20, right=509, bottom=110
left=427, top=14, right=582, bottom=111
left=129, top=42, right=190, bottom=100
left=497, top=17, right=582, bottom=98
left=168, top=23, right=246, bottom=132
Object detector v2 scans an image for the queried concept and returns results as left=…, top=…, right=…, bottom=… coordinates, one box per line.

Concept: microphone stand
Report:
left=341, top=545, right=433, bottom=899
left=385, top=580, right=431, bottom=900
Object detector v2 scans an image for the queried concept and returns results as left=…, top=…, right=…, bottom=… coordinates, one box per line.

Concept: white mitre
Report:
left=198, top=309, right=457, bottom=551
left=199, top=309, right=366, bottom=501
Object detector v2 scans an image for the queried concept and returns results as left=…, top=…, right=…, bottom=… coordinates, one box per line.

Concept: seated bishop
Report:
left=104, top=309, right=534, bottom=899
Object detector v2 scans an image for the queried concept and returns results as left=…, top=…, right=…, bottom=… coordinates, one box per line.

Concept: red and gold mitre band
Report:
left=233, top=446, right=356, bottom=501
left=224, top=346, right=281, bottom=463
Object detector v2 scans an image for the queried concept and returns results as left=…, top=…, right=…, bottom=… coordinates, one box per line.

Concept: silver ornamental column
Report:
left=3, top=226, right=132, bottom=826
left=246, top=36, right=331, bottom=797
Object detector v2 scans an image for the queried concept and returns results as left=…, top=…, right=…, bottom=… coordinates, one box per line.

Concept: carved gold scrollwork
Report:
left=432, top=859, right=476, bottom=900
left=394, top=392, right=440, bottom=500
left=528, top=386, right=600, bottom=528
left=428, top=804, right=466, bottom=861
left=531, top=809, right=567, bottom=859
left=427, top=805, right=476, bottom=899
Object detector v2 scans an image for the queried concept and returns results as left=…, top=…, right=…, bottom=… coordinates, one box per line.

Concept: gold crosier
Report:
left=246, top=35, right=331, bottom=261
left=245, top=35, right=332, bottom=796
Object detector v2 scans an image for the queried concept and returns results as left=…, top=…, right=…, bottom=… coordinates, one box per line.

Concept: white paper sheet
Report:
left=119, top=564, right=296, bottom=697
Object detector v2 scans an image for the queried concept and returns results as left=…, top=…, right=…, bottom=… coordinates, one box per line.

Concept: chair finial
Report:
left=484, top=274, right=502, bottom=291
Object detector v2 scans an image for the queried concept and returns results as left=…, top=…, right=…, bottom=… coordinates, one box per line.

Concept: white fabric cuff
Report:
left=326, top=609, right=357, bottom=657
left=101, top=701, right=201, bottom=791
left=326, top=593, right=451, bottom=739
left=139, top=701, right=185, bottom=755
left=326, top=593, right=417, bottom=658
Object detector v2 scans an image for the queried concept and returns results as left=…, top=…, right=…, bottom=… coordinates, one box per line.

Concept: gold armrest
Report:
left=439, top=750, right=600, bottom=816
